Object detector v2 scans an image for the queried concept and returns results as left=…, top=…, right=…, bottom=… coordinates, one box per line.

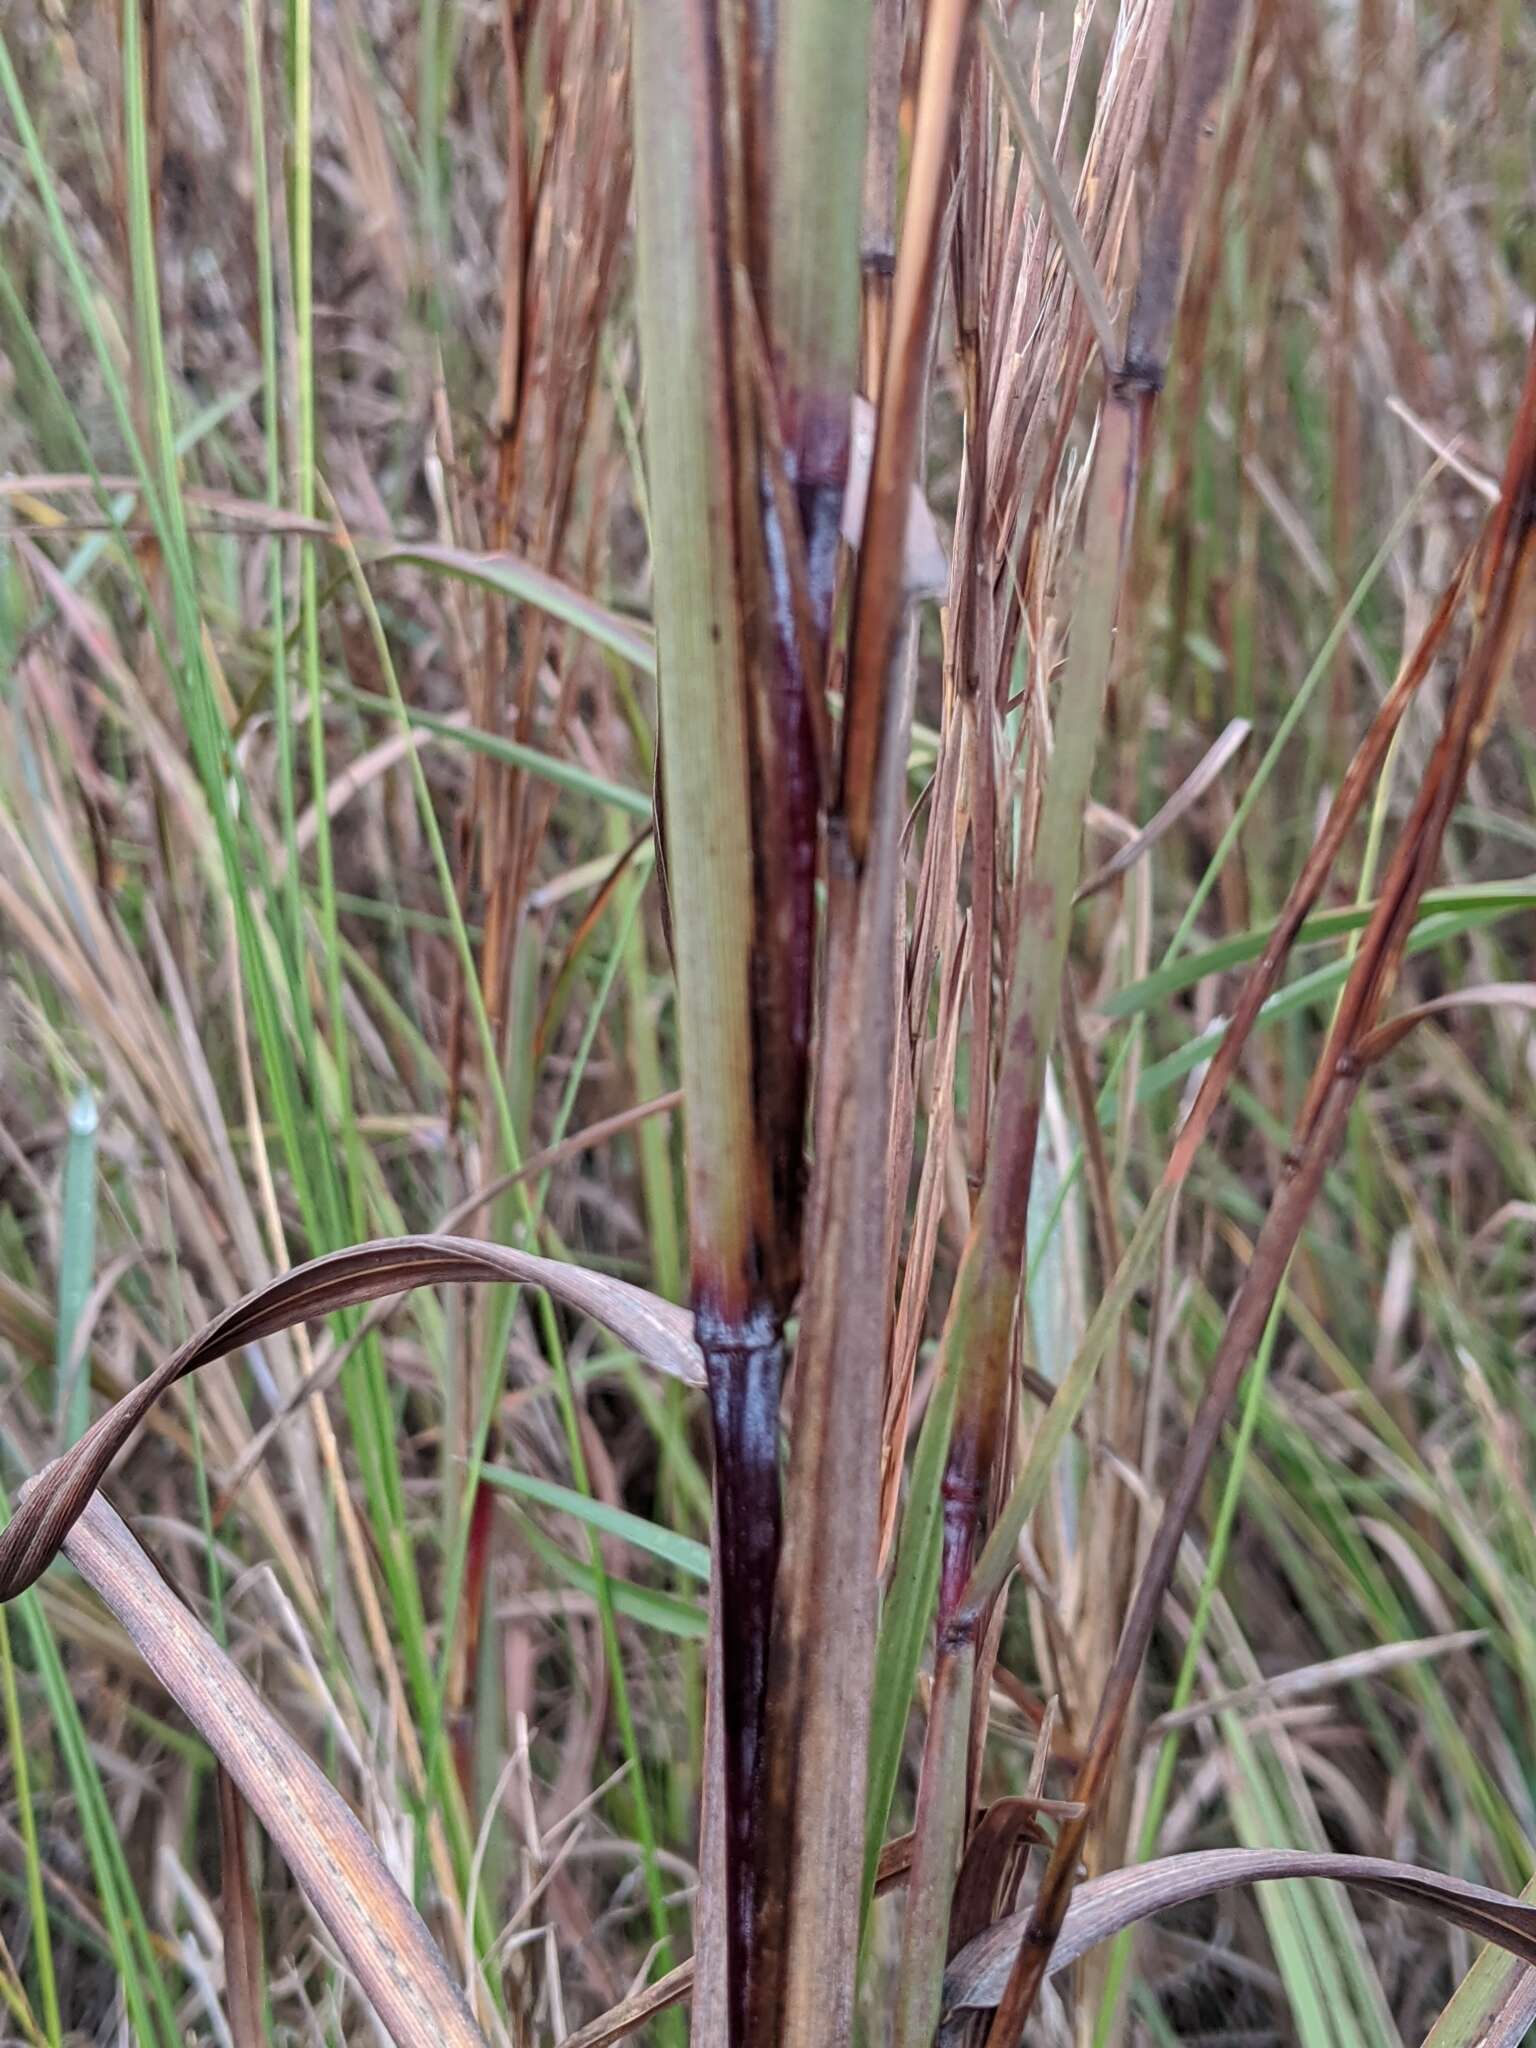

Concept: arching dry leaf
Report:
left=556, top=1844, right=1536, bottom=2046
left=942, top=1848, right=1536, bottom=2024
left=1358, top=983, right=1536, bottom=1063
left=0, top=1234, right=702, bottom=1599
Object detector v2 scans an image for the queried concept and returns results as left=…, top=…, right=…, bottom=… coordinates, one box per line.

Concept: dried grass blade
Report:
left=978, top=5, right=1118, bottom=371
left=1149, top=1628, right=1486, bottom=1733
left=1357, top=984, right=1536, bottom=1064
left=53, top=1493, right=485, bottom=2048
left=0, top=1235, right=701, bottom=1598
left=558, top=1961, right=694, bottom=2048
left=1076, top=717, right=1251, bottom=902
left=217, top=1767, right=265, bottom=2048
left=943, top=1849, right=1536, bottom=2020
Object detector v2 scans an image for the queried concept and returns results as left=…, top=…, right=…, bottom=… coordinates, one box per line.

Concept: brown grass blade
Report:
left=558, top=1960, right=695, bottom=2048
left=943, top=1849, right=1536, bottom=2023
left=1075, top=716, right=1251, bottom=902
left=216, top=1766, right=265, bottom=2048
left=52, top=1491, right=485, bottom=2048
left=1356, top=984, right=1536, bottom=1065
left=0, top=1235, right=701, bottom=1598
left=1148, top=1629, right=1487, bottom=1734
left=946, top=1786, right=1060, bottom=1968
left=837, top=0, right=977, bottom=867
left=978, top=4, right=1118, bottom=371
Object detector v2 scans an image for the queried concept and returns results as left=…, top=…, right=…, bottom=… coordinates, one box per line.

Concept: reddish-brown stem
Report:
left=859, top=0, right=903, bottom=396
left=1163, top=544, right=1471, bottom=1189
left=838, top=0, right=978, bottom=866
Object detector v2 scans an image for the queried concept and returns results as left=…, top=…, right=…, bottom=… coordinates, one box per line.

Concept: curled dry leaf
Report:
left=220, top=1096, right=687, bottom=1502
left=556, top=1842, right=1536, bottom=2046
left=53, top=1490, right=485, bottom=2048
left=0, top=1234, right=702, bottom=1599
left=1356, top=983, right=1536, bottom=1064
left=1075, top=717, right=1253, bottom=902
left=942, top=1848, right=1536, bottom=2025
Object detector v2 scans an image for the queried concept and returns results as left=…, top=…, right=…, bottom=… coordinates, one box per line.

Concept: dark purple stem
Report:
left=698, top=1301, right=785, bottom=2042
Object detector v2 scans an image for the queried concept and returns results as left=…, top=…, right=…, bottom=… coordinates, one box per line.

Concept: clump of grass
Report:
left=2, top=1, right=1536, bottom=2045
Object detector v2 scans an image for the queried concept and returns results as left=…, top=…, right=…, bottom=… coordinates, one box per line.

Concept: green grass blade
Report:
left=0, top=1604, right=60, bottom=2045
left=861, top=1349, right=960, bottom=1932
left=479, top=1467, right=710, bottom=1582
left=1101, top=882, right=1536, bottom=1018
left=330, top=683, right=651, bottom=815
left=377, top=542, right=655, bottom=675
left=514, top=1518, right=708, bottom=1641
